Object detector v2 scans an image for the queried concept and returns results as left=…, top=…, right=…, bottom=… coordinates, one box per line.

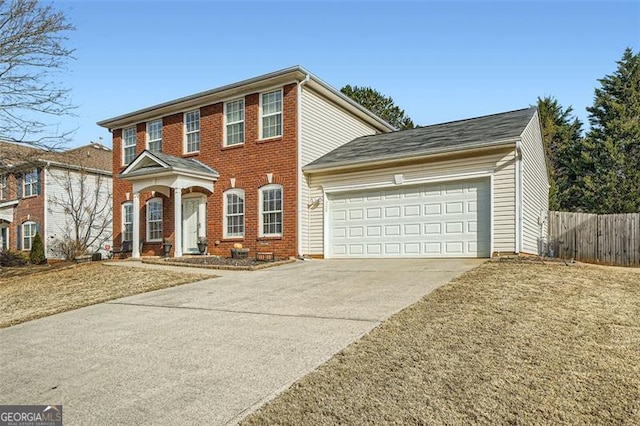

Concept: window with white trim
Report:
left=184, top=110, right=200, bottom=153
left=260, top=184, right=283, bottom=236
left=147, top=120, right=162, bottom=152
left=123, top=127, right=137, bottom=165
left=122, top=202, right=133, bottom=242
left=225, top=99, right=244, bottom=146
left=260, top=90, right=282, bottom=139
left=22, top=221, right=37, bottom=251
left=0, top=175, right=6, bottom=200
left=224, top=189, right=245, bottom=238
left=146, top=198, right=163, bottom=242
left=23, top=169, right=38, bottom=197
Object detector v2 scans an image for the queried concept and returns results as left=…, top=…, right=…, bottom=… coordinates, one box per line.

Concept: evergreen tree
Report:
left=537, top=96, right=584, bottom=210
left=579, top=48, right=640, bottom=213
left=341, top=85, right=415, bottom=130
left=29, top=232, right=45, bottom=264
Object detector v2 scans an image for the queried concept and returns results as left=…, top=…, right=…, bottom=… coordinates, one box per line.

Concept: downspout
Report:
left=43, top=161, right=50, bottom=258
left=297, top=73, right=310, bottom=258
left=515, top=140, right=523, bottom=253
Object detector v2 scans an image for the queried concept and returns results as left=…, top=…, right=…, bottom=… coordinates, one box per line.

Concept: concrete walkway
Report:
left=0, top=258, right=482, bottom=425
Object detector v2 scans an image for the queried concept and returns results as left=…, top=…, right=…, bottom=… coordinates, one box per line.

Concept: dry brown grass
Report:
left=244, top=260, right=640, bottom=425
left=0, top=263, right=210, bottom=328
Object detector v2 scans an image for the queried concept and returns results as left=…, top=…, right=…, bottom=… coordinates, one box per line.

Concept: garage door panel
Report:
left=329, top=179, right=490, bottom=258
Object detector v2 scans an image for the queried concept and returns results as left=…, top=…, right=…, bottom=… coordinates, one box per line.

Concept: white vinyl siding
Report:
left=520, top=111, right=549, bottom=255
left=184, top=110, right=201, bottom=153
left=306, top=150, right=517, bottom=256
left=260, top=90, right=282, bottom=139
left=299, top=87, right=383, bottom=256
left=225, top=99, right=245, bottom=146
left=44, top=167, right=113, bottom=259
left=123, top=127, right=137, bottom=164
left=147, top=120, right=162, bottom=152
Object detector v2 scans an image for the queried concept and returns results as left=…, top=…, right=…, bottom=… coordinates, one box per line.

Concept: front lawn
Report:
left=243, top=260, right=640, bottom=425
left=0, top=263, right=211, bottom=328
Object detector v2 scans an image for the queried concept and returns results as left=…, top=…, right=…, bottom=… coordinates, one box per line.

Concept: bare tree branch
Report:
left=0, top=0, right=75, bottom=148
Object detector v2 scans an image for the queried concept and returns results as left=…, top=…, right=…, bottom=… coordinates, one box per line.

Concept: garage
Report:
left=328, top=179, right=491, bottom=258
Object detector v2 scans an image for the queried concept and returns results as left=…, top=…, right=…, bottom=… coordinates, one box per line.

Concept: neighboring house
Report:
left=98, top=66, right=548, bottom=259
left=0, top=142, right=113, bottom=259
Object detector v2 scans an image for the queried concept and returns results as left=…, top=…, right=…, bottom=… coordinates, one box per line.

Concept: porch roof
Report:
left=119, top=150, right=218, bottom=195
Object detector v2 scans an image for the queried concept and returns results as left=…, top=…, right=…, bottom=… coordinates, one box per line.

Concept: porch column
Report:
left=132, top=192, right=140, bottom=258
left=173, top=187, right=182, bottom=257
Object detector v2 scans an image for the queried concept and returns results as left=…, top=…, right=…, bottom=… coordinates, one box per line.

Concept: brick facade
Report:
left=112, top=83, right=299, bottom=258
left=1, top=171, right=45, bottom=252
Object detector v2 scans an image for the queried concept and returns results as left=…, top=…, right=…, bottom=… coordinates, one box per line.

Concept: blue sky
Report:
left=54, top=0, right=639, bottom=148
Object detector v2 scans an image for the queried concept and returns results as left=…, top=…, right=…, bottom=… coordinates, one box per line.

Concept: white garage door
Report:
left=328, top=179, right=491, bottom=258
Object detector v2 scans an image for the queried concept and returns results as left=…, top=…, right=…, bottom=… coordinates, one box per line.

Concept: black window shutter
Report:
left=17, top=175, right=22, bottom=198
left=17, top=225, right=21, bottom=250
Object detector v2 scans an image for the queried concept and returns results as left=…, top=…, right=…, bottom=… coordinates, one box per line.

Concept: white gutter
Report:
left=297, top=73, right=310, bottom=258
left=515, top=139, right=523, bottom=253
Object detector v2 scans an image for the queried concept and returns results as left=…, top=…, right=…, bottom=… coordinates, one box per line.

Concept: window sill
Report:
left=257, top=236, right=283, bottom=241
left=222, top=237, right=244, bottom=242
left=182, top=151, right=200, bottom=158
left=146, top=239, right=162, bottom=244
left=257, top=136, right=282, bottom=144
left=20, top=195, right=38, bottom=200
left=221, top=143, right=244, bottom=151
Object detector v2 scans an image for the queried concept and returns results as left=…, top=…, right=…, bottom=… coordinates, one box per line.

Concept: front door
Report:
left=182, top=197, right=205, bottom=254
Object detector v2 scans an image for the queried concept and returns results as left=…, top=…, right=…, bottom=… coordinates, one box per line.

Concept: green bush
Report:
left=0, top=250, right=28, bottom=267
left=29, top=232, right=46, bottom=264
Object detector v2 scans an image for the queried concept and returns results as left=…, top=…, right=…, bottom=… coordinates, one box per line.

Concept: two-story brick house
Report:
left=0, top=141, right=113, bottom=259
left=98, top=66, right=394, bottom=258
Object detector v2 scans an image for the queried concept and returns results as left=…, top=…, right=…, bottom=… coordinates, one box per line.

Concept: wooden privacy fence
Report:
left=548, top=211, right=640, bottom=266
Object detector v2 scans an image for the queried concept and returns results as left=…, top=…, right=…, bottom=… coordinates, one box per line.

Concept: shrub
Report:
left=29, top=232, right=46, bottom=264
left=0, top=250, right=28, bottom=267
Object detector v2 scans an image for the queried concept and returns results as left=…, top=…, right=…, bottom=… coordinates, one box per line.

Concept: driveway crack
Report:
left=107, top=301, right=380, bottom=323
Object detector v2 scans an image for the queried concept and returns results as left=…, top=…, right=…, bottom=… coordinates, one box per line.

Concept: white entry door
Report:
left=328, top=179, right=491, bottom=258
left=182, top=197, right=205, bottom=254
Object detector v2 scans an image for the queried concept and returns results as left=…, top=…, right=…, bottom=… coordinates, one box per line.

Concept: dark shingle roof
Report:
left=0, top=141, right=112, bottom=172
left=304, top=107, right=537, bottom=171
left=121, top=150, right=218, bottom=178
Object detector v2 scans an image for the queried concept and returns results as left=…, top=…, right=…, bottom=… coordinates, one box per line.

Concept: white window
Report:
left=123, top=127, right=137, bottom=165
left=22, top=221, right=37, bottom=251
left=23, top=169, right=38, bottom=197
left=225, top=99, right=244, bottom=146
left=260, top=184, right=283, bottom=236
left=147, top=120, right=162, bottom=152
left=260, top=89, right=282, bottom=139
left=146, top=198, right=163, bottom=242
left=184, top=110, right=200, bottom=153
left=224, top=189, right=245, bottom=238
left=122, top=202, right=133, bottom=242
left=0, top=175, right=6, bottom=200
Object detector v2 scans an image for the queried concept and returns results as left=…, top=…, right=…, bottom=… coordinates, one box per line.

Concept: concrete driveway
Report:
left=0, top=258, right=482, bottom=425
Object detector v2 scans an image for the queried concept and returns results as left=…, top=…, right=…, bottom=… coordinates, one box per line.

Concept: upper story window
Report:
left=259, top=184, right=283, bottom=237
left=225, top=99, right=245, bottom=146
left=123, top=127, right=137, bottom=165
left=23, top=169, right=38, bottom=197
left=146, top=198, right=163, bottom=242
left=147, top=120, right=163, bottom=152
left=0, top=175, right=6, bottom=200
left=224, top=189, right=245, bottom=238
left=184, top=110, right=200, bottom=153
left=260, top=89, right=282, bottom=139
left=21, top=221, right=37, bottom=251
left=122, top=202, right=133, bottom=242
